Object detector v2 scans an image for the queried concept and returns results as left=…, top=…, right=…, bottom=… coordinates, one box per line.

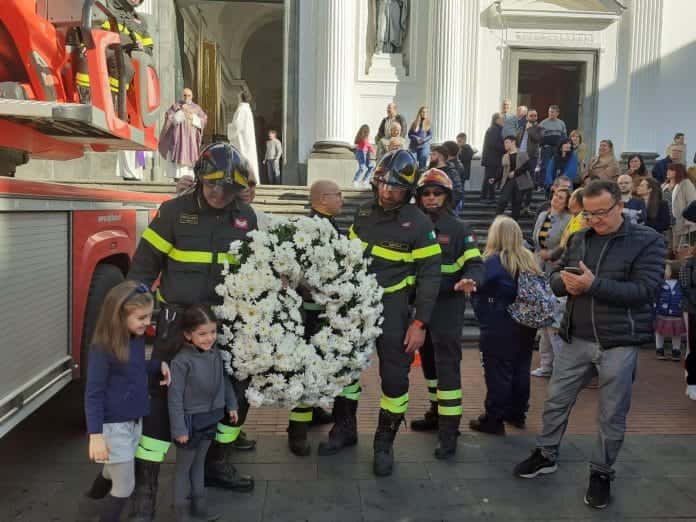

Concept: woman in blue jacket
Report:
left=408, top=106, right=432, bottom=168
left=470, top=216, right=539, bottom=435
left=545, top=138, right=578, bottom=189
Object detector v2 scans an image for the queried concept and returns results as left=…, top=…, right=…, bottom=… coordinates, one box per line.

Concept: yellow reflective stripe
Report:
left=217, top=253, right=239, bottom=265
left=135, top=435, right=170, bottom=463
left=426, top=379, right=438, bottom=388
left=348, top=225, right=357, bottom=240
left=412, top=243, right=442, bottom=260
left=428, top=392, right=438, bottom=402
left=76, top=72, right=90, bottom=87
left=456, top=248, right=482, bottom=268
left=441, top=263, right=460, bottom=274
left=380, top=393, right=409, bottom=414
left=167, top=249, right=238, bottom=264
left=438, top=405, right=463, bottom=416
left=289, top=410, right=313, bottom=423
left=203, top=170, right=224, bottom=180
left=372, top=245, right=413, bottom=262
left=155, top=288, right=166, bottom=303
left=234, top=169, right=249, bottom=188
left=382, top=275, right=415, bottom=294
left=339, top=382, right=361, bottom=400
left=437, top=389, right=462, bottom=400
left=215, top=423, right=240, bottom=443
left=169, top=248, right=212, bottom=263
left=101, top=21, right=129, bottom=34
left=142, top=227, right=173, bottom=254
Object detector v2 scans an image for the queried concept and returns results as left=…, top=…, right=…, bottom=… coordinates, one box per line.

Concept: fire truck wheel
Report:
left=80, top=264, right=125, bottom=382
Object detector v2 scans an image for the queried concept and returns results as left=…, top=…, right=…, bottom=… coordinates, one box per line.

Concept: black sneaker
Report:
left=672, top=349, right=682, bottom=362
left=584, top=471, right=611, bottom=509
left=656, top=348, right=666, bottom=360
left=513, top=448, right=557, bottom=478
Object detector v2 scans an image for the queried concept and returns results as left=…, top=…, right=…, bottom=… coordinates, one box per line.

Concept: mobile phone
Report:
left=563, top=266, right=583, bottom=275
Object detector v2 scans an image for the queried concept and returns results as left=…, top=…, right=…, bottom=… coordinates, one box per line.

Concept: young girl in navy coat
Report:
left=84, top=281, right=170, bottom=522
left=655, top=261, right=686, bottom=361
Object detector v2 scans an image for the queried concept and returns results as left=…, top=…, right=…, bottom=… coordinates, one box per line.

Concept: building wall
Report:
left=298, top=0, right=696, bottom=174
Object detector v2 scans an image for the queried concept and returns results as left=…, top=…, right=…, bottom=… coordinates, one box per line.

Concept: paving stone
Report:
left=263, top=479, right=360, bottom=522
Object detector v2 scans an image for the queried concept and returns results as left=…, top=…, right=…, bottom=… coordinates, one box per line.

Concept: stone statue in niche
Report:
left=375, top=0, right=409, bottom=53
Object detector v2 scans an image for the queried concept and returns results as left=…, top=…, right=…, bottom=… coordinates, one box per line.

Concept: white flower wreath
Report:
left=215, top=215, right=383, bottom=409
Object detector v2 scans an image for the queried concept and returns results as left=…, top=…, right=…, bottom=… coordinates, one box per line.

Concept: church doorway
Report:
left=507, top=49, right=597, bottom=153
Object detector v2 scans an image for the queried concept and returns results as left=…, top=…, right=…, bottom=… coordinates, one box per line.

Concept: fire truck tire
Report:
left=80, top=264, right=125, bottom=381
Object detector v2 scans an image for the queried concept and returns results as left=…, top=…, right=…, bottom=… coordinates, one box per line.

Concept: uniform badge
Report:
left=401, top=221, right=412, bottom=229
left=234, top=218, right=249, bottom=230
left=358, top=209, right=371, bottom=217
left=179, top=213, right=198, bottom=225
left=437, top=234, right=450, bottom=245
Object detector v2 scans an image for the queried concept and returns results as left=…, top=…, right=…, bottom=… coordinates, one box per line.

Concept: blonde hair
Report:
left=91, top=280, right=153, bottom=363
left=410, top=106, right=431, bottom=132
left=484, top=216, right=541, bottom=277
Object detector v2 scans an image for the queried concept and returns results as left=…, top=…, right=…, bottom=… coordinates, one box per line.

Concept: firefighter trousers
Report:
left=135, top=307, right=250, bottom=465
left=420, top=294, right=465, bottom=417
left=376, top=290, right=412, bottom=415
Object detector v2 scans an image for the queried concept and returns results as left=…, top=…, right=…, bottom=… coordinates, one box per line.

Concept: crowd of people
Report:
left=82, top=99, right=696, bottom=520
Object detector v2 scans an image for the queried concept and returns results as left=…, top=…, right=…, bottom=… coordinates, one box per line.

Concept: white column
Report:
left=460, top=1, right=480, bottom=144
left=622, top=0, right=663, bottom=152
left=314, top=0, right=356, bottom=144
left=427, top=0, right=466, bottom=144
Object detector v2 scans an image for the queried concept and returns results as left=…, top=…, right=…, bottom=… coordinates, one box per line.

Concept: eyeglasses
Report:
left=421, top=190, right=445, bottom=197
left=126, top=282, right=150, bottom=301
left=582, top=200, right=619, bottom=220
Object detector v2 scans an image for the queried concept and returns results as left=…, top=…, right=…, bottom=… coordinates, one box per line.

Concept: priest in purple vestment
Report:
left=158, top=88, right=208, bottom=180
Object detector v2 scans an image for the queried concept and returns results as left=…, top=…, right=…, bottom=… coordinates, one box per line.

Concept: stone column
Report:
left=622, top=0, right=663, bottom=153
left=314, top=0, right=356, bottom=144
left=427, top=0, right=467, bottom=144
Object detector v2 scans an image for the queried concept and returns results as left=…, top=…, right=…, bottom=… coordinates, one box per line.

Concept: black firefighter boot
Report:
left=434, top=415, right=461, bottom=460
left=204, top=440, right=255, bottom=492
left=128, top=460, right=159, bottom=522
left=410, top=401, right=438, bottom=431
left=373, top=409, right=403, bottom=477
left=287, top=420, right=311, bottom=456
left=317, top=397, right=358, bottom=456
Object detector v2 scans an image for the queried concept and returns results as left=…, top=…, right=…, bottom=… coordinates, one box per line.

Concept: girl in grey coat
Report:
left=531, top=189, right=571, bottom=377
left=169, top=305, right=237, bottom=521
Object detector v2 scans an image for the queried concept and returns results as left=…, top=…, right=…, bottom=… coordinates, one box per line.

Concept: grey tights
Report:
left=174, top=439, right=211, bottom=506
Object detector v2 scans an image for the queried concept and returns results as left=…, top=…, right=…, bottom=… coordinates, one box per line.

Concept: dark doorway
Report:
left=517, top=61, right=584, bottom=132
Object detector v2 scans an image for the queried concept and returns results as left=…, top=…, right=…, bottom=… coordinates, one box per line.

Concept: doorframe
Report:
left=504, top=48, right=598, bottom=155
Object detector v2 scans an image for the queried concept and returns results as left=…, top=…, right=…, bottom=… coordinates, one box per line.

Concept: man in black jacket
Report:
left=514, top=180, right=666, bottom=510
left=376, top=102, right=408, bottom=142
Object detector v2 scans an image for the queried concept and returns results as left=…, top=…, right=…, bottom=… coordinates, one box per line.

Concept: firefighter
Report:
left=348, top=149, right=442, bottom=476
left=126, top=143, right=255, bottom=521
left=77, top=0, right=153, bottom=115
left=287, top=180, right=345, bottom=456
left=411, top=169, right=484, bottom=458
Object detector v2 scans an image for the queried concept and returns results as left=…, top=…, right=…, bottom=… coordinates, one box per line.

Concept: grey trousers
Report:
left=537, top=338, right=638, bottom=476
left=174, top=439, right=212, bottom=505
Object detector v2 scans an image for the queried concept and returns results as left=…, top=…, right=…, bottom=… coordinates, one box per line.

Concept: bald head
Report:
left=617, top=174, right=633, bottom=196
left=310, top=180, right=343, bottom=216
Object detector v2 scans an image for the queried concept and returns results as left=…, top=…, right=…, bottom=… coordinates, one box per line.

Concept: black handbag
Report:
left=515, top=172, right=535, bottom=192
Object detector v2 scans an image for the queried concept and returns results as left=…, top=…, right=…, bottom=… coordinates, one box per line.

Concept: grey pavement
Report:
left=2, top=384, right=696, bottom=522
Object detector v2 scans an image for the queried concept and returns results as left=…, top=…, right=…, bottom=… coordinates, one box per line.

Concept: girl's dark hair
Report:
left=627, top=154, right=646, bottom=176
left=354, top=124, right=370, bottom=144
left=180, top=305, right=217, bottom=341
left=92, top=280, right=153, bottom=363
left=642, top=176, right=663, bottom=221
left=668, top=162, right=687, bottom=183
left=556, top=137, right=573, bottom=156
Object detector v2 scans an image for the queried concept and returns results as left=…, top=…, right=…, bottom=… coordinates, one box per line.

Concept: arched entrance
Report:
left=242, top=19, right=284, bottom=182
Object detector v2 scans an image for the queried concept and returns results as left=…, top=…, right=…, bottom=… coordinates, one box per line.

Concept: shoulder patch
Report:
left=358, top=208, right=371, bottom=217
left=465, top=234, right=476, bottom=243
left=428, top=230, right=436, bottom=240
left=178, top=213, right=198, bottom=225
left=234, top=217, right=249, bottom=230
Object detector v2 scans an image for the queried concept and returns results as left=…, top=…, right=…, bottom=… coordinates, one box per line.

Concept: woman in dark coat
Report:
left=469, top=215, right=539, bottom=434
left=481, top=112, right=505, bottom=204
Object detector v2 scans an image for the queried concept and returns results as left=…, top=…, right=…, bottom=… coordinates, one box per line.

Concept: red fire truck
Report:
left=0, top=178, right=169, bottom=438
left=0, top=0, right=165, bottom=437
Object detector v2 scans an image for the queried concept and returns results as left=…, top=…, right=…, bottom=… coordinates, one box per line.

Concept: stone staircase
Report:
left=55, top=180, right=547, bottom=346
